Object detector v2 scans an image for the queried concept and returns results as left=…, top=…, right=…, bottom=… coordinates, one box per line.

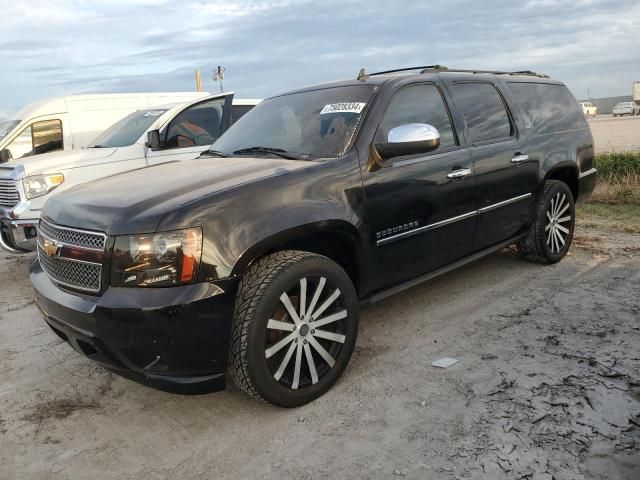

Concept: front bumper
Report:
left=31, top=261, right=239, bottom=394
left=577, top=167, right=597, bottom=204
left=0, top=217, right=38, bottom=253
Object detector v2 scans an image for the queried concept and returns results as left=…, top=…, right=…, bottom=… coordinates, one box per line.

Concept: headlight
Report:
left=111, top=227, right=203, bottom=287
left=22, top=173, right=64, bottom=199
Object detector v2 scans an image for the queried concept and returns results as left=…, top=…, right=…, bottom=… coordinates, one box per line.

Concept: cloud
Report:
left=0, top=0, right=638, bottom=111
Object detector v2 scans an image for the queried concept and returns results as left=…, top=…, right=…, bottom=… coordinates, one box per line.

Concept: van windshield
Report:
left=89, top=109, right=168, bottom=148
left=212, top=85, right=376, bottom=159
left=0, top=120, right=20, bottom=142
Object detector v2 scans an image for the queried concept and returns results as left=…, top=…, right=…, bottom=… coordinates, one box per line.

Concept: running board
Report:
left=365, top=234, right=526, bottom=305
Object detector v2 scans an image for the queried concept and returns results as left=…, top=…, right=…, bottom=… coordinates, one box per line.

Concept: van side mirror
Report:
left=373, top=123, right=441, bottom=165
left=146, top=130, right=163, bottom=150
left=0, top=149, right=12, bottom=164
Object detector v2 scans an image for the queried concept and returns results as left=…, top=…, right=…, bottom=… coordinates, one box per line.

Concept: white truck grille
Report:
left=0, top=179, right=19, bottom=209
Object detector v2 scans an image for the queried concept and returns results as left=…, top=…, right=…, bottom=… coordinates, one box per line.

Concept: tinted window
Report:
left=453, top=83, right=513, bottom=143
left=213, top=85, right=376, bottom=159
left=166, top=98, right=225, bottom=148
left=230, top=105, right=254, bottom=124
left=89, top=109, right=167, bottom=148
left=507, top=82, right=588, bottom=134
left=377, top=84, right=457, bottom=149
left=5, top=119, right=63, bottom=158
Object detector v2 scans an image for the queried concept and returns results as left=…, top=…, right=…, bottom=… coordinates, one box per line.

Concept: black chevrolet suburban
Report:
left=32, top=66, right=597, bottom=407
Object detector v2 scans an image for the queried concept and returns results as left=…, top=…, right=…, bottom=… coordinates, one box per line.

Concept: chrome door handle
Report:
left=511, top=154, right=529, bottom=164
left=447, top=168, right=472, bottom=179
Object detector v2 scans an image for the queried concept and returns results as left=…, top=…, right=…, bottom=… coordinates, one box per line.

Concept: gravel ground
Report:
left=588, top=115, right=640, bottom=152
left=1, top=209, right=639, bottom=479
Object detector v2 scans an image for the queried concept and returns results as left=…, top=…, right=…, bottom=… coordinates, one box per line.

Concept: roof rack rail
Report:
left=357, top=65, right=548, bottom=80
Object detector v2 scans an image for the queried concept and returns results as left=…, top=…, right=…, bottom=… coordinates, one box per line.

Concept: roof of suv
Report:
left=276, top=65, right=562, bottom=97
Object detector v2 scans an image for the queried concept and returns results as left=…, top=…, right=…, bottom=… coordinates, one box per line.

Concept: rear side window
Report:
left=453, top=82, right=513, bottom=144
left=507, top=82, right=588, bottom=134
left=230, top=105, right=254, bottom=124
left=377, top=84, right=457, bottom=149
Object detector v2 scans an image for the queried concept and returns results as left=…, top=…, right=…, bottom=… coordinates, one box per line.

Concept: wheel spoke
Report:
left=556, top=201, right=570, bottom=219
left=557, top=215, right=571, bottom=224
left=310, top=288, right=342, bottom=321
left=303, top=343, right=319, bottom=385
left=299, top=278, right=307, bottom=318
left=308, top=336, right=336, bottom=367
left=549, top=197, right=556, bottom=218
left=292, top=342, right=303, bottom=389
left=312, top=309, right=348, bottom=328
left=313, top=329, right=346, bottom=344
left=267, top=319, right=296, bottom=332
left=555, top=228, right=566, bottom=247
left=545, top=222, right=552, bottom=232
left=556, top=224, right=570, bottom=235
left=553, top=228, right=561, bottom=252
left=550, top=228, right=557, bottom=252
left=280, top=292, right=301, bottom=325
left=306, top=277, right=326, bottom=319
left=546, top=211, right=554, bottom=223
left=265, top=331, right=296, bottom=359
left=273, top=341, right=297, bottom=381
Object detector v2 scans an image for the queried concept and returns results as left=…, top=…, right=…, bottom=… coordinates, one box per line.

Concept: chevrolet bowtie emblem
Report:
left=42, top=238, right=63, bottom=257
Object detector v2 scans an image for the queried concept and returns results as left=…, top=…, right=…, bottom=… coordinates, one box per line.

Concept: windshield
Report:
left=0, top=120, right=20, bottom=142
left=212, top=85, right=376, bottom=159
left=89, top=109, right=168, bottom=148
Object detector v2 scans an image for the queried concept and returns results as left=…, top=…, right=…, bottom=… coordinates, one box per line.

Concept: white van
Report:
left=0, top=92, right=210, bottom=163
left=0, top=92, right=260, bottom=253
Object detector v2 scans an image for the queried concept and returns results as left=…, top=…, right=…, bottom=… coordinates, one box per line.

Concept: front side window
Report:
left=453, top=82, right=513, bottom=144
left=376, top=84, right=457, bottom=149
left=89, top=109, right=167, bottom=148
left=166, top=98, right=226, bottom=148
left=5, top=119, right=63, bottom=158
left=212, top=85, right=376, bottom=159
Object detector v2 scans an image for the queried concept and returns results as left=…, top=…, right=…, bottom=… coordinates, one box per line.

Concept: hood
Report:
left=12, top=147, right=117, bottom=176
left=42, top=156, right=314, bottom=235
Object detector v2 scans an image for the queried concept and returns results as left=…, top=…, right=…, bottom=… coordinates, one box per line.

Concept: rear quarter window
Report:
left=507, top=82, right=588, bottom=134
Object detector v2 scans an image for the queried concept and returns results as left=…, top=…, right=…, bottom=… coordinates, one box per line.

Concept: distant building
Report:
left=579, top=95, right=633, bottom=114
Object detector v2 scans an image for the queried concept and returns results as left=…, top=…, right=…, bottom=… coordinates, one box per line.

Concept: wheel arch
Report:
left=230, top=220, right=364, bottom=294
left=543, top=162, right=579, bottom=201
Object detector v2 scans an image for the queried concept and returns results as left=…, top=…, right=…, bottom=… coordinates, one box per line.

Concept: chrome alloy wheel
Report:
left=545, top=192, right=572, bottom=253
left=264, top=276, right=348, bottom=390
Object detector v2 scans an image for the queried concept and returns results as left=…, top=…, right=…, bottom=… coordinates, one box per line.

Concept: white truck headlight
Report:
left=22, top=174, right=64, bottom=199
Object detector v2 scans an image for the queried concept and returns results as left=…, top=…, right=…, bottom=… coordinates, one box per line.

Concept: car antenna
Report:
left=357, top=68, right=367, bottom=81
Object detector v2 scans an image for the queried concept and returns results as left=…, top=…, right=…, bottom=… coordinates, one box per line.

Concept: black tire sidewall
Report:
left=244, top=255, right=359, bottom=407
left=536, top=181, right=575, bottom=263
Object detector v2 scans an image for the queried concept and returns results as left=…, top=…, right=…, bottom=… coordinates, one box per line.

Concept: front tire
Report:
left=228, top=250, right=359, bottom=407
left=517, top=180, right=575, bottom=264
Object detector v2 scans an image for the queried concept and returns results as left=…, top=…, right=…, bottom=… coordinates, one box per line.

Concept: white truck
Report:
left=0, top=92, right=209, bottom=163
left=634, top=81, right=640, bottom=106
left=0, top=92, right=259, bottom=253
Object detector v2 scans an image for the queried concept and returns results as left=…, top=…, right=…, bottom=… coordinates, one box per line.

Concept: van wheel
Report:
left=228, top=250, right=359, bottom=407
left=517, top=180, right=575, bottom=264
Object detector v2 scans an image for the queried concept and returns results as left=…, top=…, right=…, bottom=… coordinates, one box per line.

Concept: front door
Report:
left=448, top=81, right=537, bottom=250
left=146, top=94, right=233, bottom=165
left=361, top=83, right=478, bottom=291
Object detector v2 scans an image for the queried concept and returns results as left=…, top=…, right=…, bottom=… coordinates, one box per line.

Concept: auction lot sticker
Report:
left=320, top=103, right=366, bottom=114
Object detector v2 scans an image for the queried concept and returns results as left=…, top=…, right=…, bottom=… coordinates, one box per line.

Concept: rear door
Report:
left=448, top=80, right=537, bottom=250
left=146, top=93, right=233, bottom=165
left=362, top=82, right=477, bottom=290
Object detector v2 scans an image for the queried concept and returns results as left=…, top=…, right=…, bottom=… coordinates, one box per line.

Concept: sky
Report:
left=1, top=0, right=639, bottom=118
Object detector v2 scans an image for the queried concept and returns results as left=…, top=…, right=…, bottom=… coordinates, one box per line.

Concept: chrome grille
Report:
left=0, top=178, right=19, bottom=209
left=37, top=244, right=102, bottom=292
left=39, top=219, right=106, bottom=251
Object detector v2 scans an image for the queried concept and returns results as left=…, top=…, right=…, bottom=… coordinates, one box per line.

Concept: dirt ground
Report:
left=0, top=207, right=638, bottom=479
left=588, top=115, right=640, bottom=152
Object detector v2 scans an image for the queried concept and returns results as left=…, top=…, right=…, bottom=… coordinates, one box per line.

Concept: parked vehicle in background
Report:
left=31, top=66, right=596, bottom=407
left=0, top=93, right=211, bottom=164
left=633, top=81, right=640, bottom=105
left=0, top=93, right=259, bottom=253
left=579, top=101, right=598, bottom=117
left=612, top=101, right=640, bottom=117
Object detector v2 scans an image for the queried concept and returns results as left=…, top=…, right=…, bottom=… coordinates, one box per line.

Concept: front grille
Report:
left=37, top=220, right=106, bottom=293
left=0, top=178, right=19, bottom=209
left=38, top=244, right=102, bottom=292
left=39, top=219, right=106, bottom=250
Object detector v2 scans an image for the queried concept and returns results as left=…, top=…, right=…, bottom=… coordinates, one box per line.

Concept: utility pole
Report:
left=213, top=66, right=226, bottom=93
left=194, top=70, right=203, bottom=92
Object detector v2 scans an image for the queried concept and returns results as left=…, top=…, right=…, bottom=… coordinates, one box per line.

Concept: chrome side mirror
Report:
left=374, top=123, right=441, bottom=161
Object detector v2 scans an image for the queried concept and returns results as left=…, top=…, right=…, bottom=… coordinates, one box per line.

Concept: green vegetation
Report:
left=590, top=152, right=640, bottom=205
left=577, top=203, right=640, bottom=234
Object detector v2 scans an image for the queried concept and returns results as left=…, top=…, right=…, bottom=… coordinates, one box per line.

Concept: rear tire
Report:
left=517, top=180, right=575, bottom=264
left=228, top=250, right=359, bottom=407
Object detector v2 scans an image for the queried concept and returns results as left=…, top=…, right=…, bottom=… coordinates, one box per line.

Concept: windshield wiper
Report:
left=233, top=146, right=306, bottom=161
left=90, top=145, right=110, bottom=148
left=199, top=149, right=229, bottom=158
